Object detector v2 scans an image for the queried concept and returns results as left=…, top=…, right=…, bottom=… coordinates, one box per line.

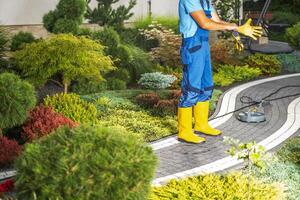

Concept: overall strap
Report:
left=200, top=0, right=210, bottom=10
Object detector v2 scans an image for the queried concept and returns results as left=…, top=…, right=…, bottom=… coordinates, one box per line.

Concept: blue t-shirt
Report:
left=179, top=0, right=215, bottom=38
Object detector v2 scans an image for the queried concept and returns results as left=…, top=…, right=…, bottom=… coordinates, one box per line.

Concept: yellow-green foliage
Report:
left=285, top=22, right=300, bottom=49
left=14, top=34, right=115, bottom=92
left=44, top=93, right=97, bottom=123
left=150, top=173, right=286, bottom=200
left=98, top=108, right=177, bottom=142
left=213, top=64, right=262, bottom=86
left=246, top=53, right=282, bottom=75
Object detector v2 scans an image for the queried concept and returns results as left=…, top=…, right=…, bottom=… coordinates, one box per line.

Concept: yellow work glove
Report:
left=237, top=19, right=263, bottom=40
left=232, top=31, right=244, bottom=52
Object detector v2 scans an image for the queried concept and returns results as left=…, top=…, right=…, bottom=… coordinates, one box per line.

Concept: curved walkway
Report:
left=152, top=73, right=300, bottom=186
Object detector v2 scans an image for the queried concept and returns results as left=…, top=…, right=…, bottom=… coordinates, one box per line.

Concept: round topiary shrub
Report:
left=0, top=136, right=22, bottom=167
left=44, top=93, right=97, bottom=123
left=21, top=105, right=77, bottom=142
left=108, top=78, right=127, bottom=90
left=10, top=31, right=35, bottom=51
left=71, top=77, right=108, bottom=95
left=15, top=124, right=157, bottom=200
left=0, top=73, right=36, bottom=130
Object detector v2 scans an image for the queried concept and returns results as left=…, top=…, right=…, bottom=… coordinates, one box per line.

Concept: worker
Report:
left=178, top=0, right=263, bottom=143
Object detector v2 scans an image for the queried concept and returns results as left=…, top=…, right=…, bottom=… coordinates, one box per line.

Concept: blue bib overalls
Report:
left=178, top=9, right=214, bottom=108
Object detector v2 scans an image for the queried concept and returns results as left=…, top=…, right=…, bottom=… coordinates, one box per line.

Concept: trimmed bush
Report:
left=135, top=93, right=161, bottom=108
left=277, top=54, right=300, bottom=73
left=43, top=0, right=86, bottom=34
left=0, top=136, right=22, bottom=167
left=15, top=124, right=157, bottom=200
left=10, top=31, right=35, bottom=51
left=285, top=22, right=300, bottom=49
left=246, top=53, right=282, bottom=75
left=150, top=172, right=286, bottom=200
left=15, top=34, right=114, bottom=93
left=138, top=72, right=177, bottom=90
left=107, top=78, right=127, bottom=90
left=72, top=77, right=107, bottom=95
left=22, top=105, right=77, bottom=142
left=213, top=64, right=262, bottom=86
left=44, top=93, right=97, bottom=123
left=0, top=73, right=36, bottom=130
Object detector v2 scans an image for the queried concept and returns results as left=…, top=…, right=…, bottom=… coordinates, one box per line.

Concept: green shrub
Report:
left=10, top=31, right=35, bottom=51
left=15, top=34, right=114, bottom=93
left=271, top=11, right=300, bottom=25
left=150, top=172, right=286, bottom=200
left=0, top=73, right=36, bottom=130
left=86, top=0, right=136, bottom=29
left=91, top=27, right=120, bottom=53
left=138, top=72, right=177, bottom=90
left=43, top=0, right=86, bottom=34
left=276, top=54, right=300, bottom=73
left=44, top=93, right=97, bottom=123
left=15, top=124, right=157, bottom=200
left=277, top=136, right=300, bottom=165
left=76, top=27, right=93, bottom=37
left=98, top=108, right=177, bottom=142
left=107, top=68, right=130, bottom=83
left=213, top=64, right=262, bottom=86
left=285, top=22, right=300, bottom=49
left=107, top=78, right=127, bottom=90
left=71, top=77, right=107, bottom=95
left=53, top=18, right=80, bottom=34
left=245, top=53, right=282, bottom=75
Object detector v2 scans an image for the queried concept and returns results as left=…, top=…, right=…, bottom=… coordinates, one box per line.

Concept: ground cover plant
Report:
left=150, top=172, right=285, bottom=200
left=276, top=54, right=300, bottom=73
left=245, top=53, right=282, bottom=75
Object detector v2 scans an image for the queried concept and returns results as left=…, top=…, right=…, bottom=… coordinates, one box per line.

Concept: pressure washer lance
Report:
left=210, top=85, right=300, bottom=123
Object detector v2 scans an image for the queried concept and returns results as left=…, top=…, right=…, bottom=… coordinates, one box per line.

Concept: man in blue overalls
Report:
left=178, top=0, right=263, bottom=143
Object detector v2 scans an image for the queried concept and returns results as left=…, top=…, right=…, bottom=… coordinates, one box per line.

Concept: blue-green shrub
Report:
left=138, top=72, right=177, bottom=90
left=276, top=54, right=300, bottom=72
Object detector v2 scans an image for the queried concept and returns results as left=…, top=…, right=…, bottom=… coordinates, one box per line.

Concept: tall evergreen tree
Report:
left=86, top=0, right=136, bottom=28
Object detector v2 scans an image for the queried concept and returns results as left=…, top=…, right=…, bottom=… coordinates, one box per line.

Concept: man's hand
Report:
left=237, top=19, right=263, bottom=40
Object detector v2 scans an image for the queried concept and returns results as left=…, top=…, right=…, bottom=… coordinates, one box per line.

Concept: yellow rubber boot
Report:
left=194, top=101, right=222, bottom=136
left=178, top=107, right=205, bottom=144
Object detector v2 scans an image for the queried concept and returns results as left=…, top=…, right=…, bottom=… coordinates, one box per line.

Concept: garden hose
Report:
left=211, top=85, right=300, bottom=121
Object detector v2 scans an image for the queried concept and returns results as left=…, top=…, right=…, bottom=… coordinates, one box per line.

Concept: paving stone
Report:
left=155, top=76, right=300, bottom=178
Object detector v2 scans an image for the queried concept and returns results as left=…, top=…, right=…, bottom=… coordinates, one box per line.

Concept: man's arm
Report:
left=211, top=11, right=230, bottom=25
left=190, top=10, right=237, bottom=31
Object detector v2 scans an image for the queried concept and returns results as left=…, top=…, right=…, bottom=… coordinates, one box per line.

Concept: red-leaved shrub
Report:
left=0, top=136, right=22, bottom=167
left=22, top=105, right=77, bottom=142
left=135, top=93, right=160, bottom=108
left=154, top=99, right=178, bottom=116
left=169, top=90, right=182, bottom=99
left=0, top=179, right=14, bottom=193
